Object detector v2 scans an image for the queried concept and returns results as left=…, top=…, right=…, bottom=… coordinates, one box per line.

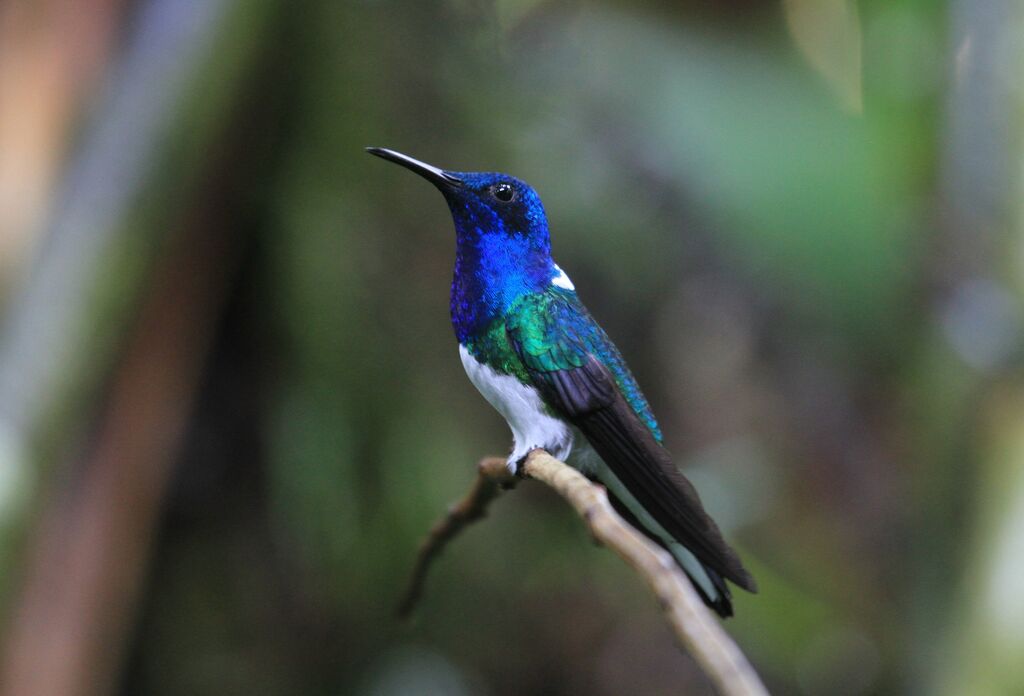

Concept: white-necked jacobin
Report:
left=367, top=147, right=756, bottom=617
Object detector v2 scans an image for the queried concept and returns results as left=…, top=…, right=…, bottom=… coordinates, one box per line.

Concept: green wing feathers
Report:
left=506, top=288, right=662, bottom=441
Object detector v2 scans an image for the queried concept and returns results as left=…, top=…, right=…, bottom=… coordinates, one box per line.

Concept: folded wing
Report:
left=506, top=289, right=756, bottom=593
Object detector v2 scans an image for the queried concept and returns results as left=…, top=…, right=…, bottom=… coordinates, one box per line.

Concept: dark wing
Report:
left=506, top=290, right=756, bottom=592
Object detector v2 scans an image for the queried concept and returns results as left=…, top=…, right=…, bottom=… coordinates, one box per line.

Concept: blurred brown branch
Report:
left=402, top=449, right=769, bottom=696
left=0, top=193, right=237, bottom=696
left=398, top=456, right=515, bottom=618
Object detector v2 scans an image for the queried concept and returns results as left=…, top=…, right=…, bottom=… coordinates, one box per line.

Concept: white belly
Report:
left=459, top=345, right=574, bottom=473
left=458, top=346, right=719, bottom=602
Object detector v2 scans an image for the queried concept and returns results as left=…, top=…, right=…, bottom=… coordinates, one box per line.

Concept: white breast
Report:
left=459, top=345, right=574, bottom=473
left=460, top=346, right=720, bottom=604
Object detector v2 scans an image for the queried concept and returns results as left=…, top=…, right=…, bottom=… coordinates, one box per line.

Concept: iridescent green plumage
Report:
left=504, top=288, right=662, bottom=442
left=461, top=315, right=530, bottom=384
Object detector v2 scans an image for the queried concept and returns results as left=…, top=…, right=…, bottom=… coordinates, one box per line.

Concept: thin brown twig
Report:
left=401, top=448, right=769, bottom=696
left=397, top=456, right=515, bottom=618
left=521, top=449, right=768, bottom=696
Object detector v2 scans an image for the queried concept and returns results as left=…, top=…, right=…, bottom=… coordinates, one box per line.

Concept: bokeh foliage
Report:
left=0, top=1, right=1022, bottom=695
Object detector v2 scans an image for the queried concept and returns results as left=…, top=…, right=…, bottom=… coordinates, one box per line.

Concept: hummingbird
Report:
left=367, top=147, right=756, bottom=617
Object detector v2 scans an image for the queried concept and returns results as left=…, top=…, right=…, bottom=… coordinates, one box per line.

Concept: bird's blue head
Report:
left=368, top=147, right=564, bottom=341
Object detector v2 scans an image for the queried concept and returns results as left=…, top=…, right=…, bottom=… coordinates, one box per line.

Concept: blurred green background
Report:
left=0, top=0, right=1022, bottom=694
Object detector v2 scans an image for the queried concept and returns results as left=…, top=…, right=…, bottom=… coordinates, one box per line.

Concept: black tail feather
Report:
left=605, top=486, right=734, bottom=619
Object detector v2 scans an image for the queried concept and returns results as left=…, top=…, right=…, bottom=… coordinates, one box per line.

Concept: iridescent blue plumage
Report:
left=367, top=147, right=755, bottom=618
left=436, top=169, right=663, bottom=441
left=441, top=172, right=555, bottom=342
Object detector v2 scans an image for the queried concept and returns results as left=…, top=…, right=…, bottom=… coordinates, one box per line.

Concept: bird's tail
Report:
left=600, top=468, right=738, bottom=618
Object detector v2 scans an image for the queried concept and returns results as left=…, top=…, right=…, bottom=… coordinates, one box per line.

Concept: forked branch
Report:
left=397, top=456, right=514, bottom=618
left=400, top=449, right=768, bottom=696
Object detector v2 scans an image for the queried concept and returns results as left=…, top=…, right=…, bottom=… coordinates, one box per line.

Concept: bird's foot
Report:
left=508, top=446, right=544, bottom=479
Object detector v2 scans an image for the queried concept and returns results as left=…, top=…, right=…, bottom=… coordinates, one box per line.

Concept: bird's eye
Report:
left=491, top=183, right=516, bottom=203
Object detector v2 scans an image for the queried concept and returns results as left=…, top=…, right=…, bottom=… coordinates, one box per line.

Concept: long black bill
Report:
left=365, top=147, right=463, bottom=189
